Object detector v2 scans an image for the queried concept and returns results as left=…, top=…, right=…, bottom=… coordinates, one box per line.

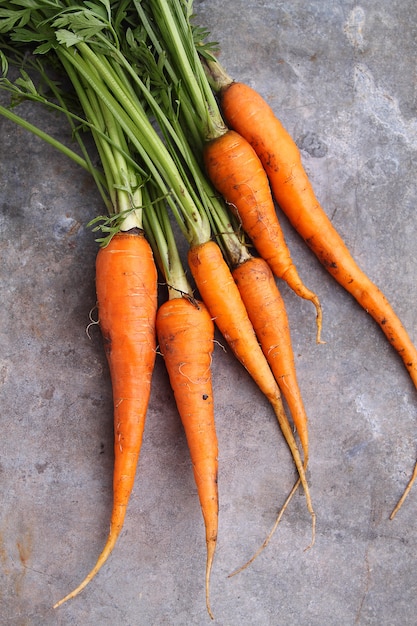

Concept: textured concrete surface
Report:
left=1, top=2, right=417, bottom=625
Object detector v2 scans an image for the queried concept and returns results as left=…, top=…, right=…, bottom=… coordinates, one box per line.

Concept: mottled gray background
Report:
left=1, top=2, right=417, bottom=624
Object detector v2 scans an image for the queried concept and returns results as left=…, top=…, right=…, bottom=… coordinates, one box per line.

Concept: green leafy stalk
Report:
left=143, top=185, right=194, bottom=301
left=0, top=100, right=90, bottom=169
left=57, top=39, right=209, bottom=244
left=125, top=0, right=251, bottom=266
left=132, top=0, right=225, bottom=142
left=1, top=1, right=213, bottom=245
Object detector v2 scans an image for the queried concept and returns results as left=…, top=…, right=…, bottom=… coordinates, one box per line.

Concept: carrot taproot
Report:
left=188, top=240, right=316, bottom=541
left=204, top=128, right=323, bottom=344
left=54, top=230, right=157, bottom=608
left=227, top=255, right=310, bottom=571
left=233, top=255, right=310, bottom=467
left=228, top=476, right=301, bottom=577
left=156, top=296, right=217, bottom=619
left=218, top=78, right=417, bottom=514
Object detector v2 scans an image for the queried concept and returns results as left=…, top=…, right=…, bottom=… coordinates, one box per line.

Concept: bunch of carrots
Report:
left=1, top=0, right=416, bottom=619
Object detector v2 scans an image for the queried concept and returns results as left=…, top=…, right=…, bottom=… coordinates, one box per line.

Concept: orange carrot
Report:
left=54, top=231, right=158, bottom=607
left=203, top=128, right=323, bottom=344
left=233, top=255, right=310, bottom=467
left=228, top=255, right=310, bottom=572
left=218, top=78, right=417, bottom=514
left=188, top=240, right=315, bottom=539
left=156, top=296, right=218, bottom=619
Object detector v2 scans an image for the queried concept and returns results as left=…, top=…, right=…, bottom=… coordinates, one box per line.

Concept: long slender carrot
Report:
left=156, top=296, right=218, bottom=619
left=214, top=74, right=417, bottom=514
left=144, top=186, right=220, bottom=619
left=233, top=255, right=310, bottom=467
left=204, top=128, right=323, bottom=344
left=219, top=80, right=417, bottom=386
left=227, top=255, right=310, bottom=571
left=188, top=239, right=316, bottom=541
left=54, top=230, right=157, bottom=608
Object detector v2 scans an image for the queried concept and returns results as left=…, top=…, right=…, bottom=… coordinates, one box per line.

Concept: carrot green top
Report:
left=0, top=1, right=212, bottom=247
left=0, top=0, right=251, bottom=269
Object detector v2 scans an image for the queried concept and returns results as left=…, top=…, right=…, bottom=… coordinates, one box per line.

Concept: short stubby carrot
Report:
left=233, top=255, right=310, bottom=467
left=188, top=240, right=315, bottom=540
left=204, top=128, right=323, bottom=343
left=156, top=296, right=218, bottom=619
left=220, top=80, right=417, bottom=513
left=54, top=230, right=158, bottom=608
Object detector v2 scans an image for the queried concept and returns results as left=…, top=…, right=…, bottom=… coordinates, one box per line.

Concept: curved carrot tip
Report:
left=227, top=477, right=301, bottom=578
left=307, top=292, right=324, bottom=344
left=314, top=299, right=325, bottom=345
left=303, top=510, right=317, bottom=552
left=279, top=265, right=324, bottom=344
left=206, top=539, right=216, bottom=620
left=53, top=568, right=101, bottom=608
left=53, top=534, right=117, bottom=608
left=390, top=460, right=417, bottom=520
left=270, top=395, right=315, bottom=529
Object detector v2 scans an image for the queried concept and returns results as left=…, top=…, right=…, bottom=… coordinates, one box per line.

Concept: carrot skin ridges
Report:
left=188, top=240, right=315, bottom=539
left=233, top=256, right=309, bottom=467
left=221, top=81, right=417, bottom=511
left=203, top=129, right=323, bottom=343
left=156, top=297, right=217, bottom=620
left=54, top=231, right=157, bottom=608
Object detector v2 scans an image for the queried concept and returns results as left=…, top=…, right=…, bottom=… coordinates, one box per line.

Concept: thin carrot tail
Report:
left=269, top=395, right=316, bottom=549
left=281, top=264, right=324, bottom=344
left=228, top=476, right=301, bottom=577
left=205, top=537, right=216, bottom=620
left=53, top=515, right=123, bottom=608
left=390, top=460, right=417, bottom=519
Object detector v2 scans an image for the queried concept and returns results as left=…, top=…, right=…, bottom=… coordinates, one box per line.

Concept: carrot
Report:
left=227, top=255, right=310, bottom=571
left=144, top=187, right=219, bottom=618
left=188, top=240, right=316, bottom=541
left=156, top=296, right=218, bottom=619
left=233, top=255, right=310, bottom=467
left=215, top=75, right=417, bottom=514
left=54, top=230, right=158, bottom=608
left=204, top=128, right=323, bottom=344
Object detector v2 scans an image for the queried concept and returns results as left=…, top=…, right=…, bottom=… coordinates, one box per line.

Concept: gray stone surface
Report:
left=1, top=2, right=417, bottom=624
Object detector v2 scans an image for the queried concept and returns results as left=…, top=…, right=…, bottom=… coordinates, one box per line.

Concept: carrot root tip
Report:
left=389, top=460, right=417, bottom=519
